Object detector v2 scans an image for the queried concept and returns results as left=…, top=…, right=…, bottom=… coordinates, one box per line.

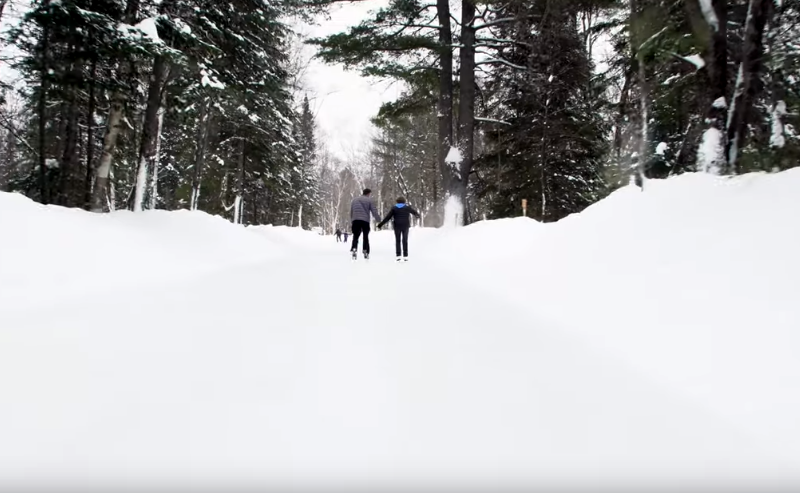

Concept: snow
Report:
left=697, top=126, right=723, bottom=173
left=712, top=96, right=727, bottom=108
left=0, top=193, right=282, bottom=312
left=662, top=74, right=680, bottom=85
left=655, top=141, right=668, bottom=155
left=681, top=53, right=706, bottom=69
left=201, top=73, right=225, bottom=90
left=2, top=169, right=800, bottom=490
left=699, top=0, right=719, bottom=31
left=444, top=145, right=461, bottom=164
left=134, top=17, right=162, bottom=44
left=442, top=194, right=463, bottom=228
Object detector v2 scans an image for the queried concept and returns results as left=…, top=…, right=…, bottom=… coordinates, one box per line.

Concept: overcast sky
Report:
left=298, top=0, right=400, bottom=162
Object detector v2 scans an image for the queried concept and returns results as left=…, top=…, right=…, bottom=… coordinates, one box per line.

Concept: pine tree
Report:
left=478, top=0, right=609, bottom=222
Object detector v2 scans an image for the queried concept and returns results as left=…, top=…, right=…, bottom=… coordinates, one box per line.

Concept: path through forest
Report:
left=0, top=233, right=792, bottom=490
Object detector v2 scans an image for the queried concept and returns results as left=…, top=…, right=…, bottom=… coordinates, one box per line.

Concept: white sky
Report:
left=297, top=0, right=400, bottom=161
left=0, top=0, right=28, bottom=86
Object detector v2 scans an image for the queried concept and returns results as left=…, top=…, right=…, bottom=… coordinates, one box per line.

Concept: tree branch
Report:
left=474, top=17, right=518, bottom=30
left=474, top=55, right=526, bottom=70
left=476, top=117, right=512, bottom=125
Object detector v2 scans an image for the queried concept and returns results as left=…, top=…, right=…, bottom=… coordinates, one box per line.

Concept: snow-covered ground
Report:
left=1, top=170, right=799, bottom=491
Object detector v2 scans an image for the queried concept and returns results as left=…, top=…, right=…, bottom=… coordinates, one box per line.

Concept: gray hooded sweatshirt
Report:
left=350, top=195, right=381, bottom=223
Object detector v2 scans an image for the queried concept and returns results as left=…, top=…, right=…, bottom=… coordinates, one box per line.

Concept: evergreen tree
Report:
left=478, top=0, right=609, bottom=222
left=2, top=0, right=315, bottom=226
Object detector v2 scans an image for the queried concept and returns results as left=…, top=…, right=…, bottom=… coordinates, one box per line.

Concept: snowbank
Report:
left=0, top=192, right=283, bottom=311
left=249, top=223, right=336, bottom=253
left=1, top=172, right=800, bottom=490
left=422, top=169, right=800, bottom=463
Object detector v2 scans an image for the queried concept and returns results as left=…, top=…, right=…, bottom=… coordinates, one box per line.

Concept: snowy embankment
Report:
left=0, top=193, right=282, bottom=311
left=420, top=169, right=800, bottom=463
left=1, top=171, right=800, bottom=491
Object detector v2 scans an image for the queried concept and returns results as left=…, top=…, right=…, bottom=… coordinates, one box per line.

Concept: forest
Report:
left=0, top=0, right=797, bottom=230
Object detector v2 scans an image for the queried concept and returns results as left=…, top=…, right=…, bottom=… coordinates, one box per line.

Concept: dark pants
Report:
left=394, top=226, right=409, bottom=257
left=351, top=220, right=371, bottom=253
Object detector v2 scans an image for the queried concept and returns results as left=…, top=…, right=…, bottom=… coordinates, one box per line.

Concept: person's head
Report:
left=396, top=196, right=406, bottom=204
left=362, top=188, right=372, bottom=196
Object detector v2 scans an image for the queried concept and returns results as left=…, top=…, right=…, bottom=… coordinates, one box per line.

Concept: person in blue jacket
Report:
left=378, top=196, right=420, bottom=261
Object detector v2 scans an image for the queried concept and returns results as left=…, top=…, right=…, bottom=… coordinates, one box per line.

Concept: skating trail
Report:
left=0, top=232, right=794, bottom=490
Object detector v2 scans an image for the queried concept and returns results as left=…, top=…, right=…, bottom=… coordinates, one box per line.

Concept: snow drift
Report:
left=0, top=192, right=281, bottom=311
left=421, top=169, right=800, bottom=467
left=1, top=170, right=800, bottom=492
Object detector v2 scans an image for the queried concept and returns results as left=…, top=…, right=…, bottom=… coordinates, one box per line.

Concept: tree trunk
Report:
left=93, top=91, right=125, bottom=212
left=614, top=69, right=632, bottom=163
left=436, top=0, right=454, bottom=224
left=233, top=138, right=245, bottom=224
left=91, top=0, right=139, bottom=212
left=190, top=99, right=210, bottom=211
left=37, top=0, right=51, bottom=204
left=133, top=54, right=169, bottom=212
left=692, top=0, right=728, bottom=172
left=298, top=204, right=303, bottom=229
left=148, top=106, right=165, bottom=209
left=725, top=0, right=771, bottom=172
left=83, top=56, right=98, bottom=209
left=454, top=0, right=476, bottom=224
left=636, top=51, right=649, bottom=187
left=57, top=60, right=81, bottom=206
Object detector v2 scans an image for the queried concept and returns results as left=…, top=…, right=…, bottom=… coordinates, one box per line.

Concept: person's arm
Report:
left=408, top=205, right=421, bottom=219
left=377, top=208, right=394, bottom=229
left=370, top=200, right=381, bottom=222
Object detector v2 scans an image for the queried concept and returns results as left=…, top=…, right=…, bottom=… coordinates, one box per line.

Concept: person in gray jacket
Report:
left=350, top=188, right=381, bottom=259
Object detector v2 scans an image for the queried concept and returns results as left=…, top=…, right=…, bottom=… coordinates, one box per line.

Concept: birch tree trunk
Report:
left=93, top=91, right=124, bottom=212
left=148, top=106, right=165, bottom=209
left=637, top=51, right=649, bottom=187
left=133, top=54, right=169, bottom=212
left=298, top=204, right=303, bottom=229
left=233, top=138, right=245, bottom=224
left=91, top=0, right=139, bottom=212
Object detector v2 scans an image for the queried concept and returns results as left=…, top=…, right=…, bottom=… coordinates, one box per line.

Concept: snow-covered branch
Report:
left=474, top=17, right=518, bottom=31
left=475, top=117, right=512, bottom=126
left=476, top=37, right=534, bottom=48
left=638, top=26, right=668, bottom=51
left=698, top=0, right=720, bottom=31
left=474, top=54, right=526, bottom=70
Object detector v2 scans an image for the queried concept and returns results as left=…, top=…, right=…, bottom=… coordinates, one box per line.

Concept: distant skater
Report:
left=349, top=188, right=381, bottom=259
left=377, top=196, right=420, bottom=262
left=335, top=228, right=342, bottom=242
